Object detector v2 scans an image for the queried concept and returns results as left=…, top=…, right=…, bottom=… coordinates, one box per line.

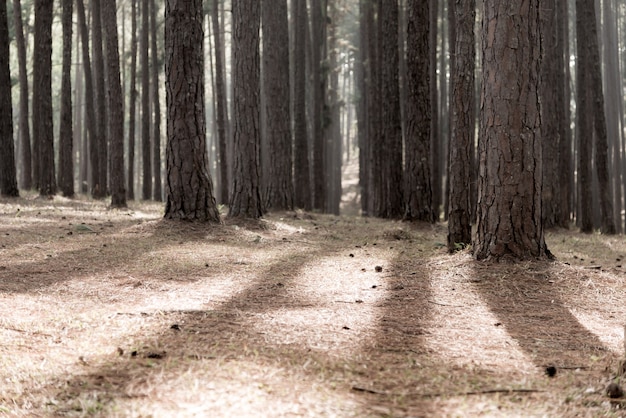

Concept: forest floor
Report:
left=0, top=188, right=626, bottom=417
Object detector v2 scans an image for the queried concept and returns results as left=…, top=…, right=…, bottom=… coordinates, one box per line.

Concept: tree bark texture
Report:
left=405, top=0, right=434, bottom=222
left=12, top=0, right=31, bottom=190
left=356, top=0, right=369, bottom=215
left=150, top=0, right=162, bottom=201
left=367, top=1, right=381, bottom=216
left=262, top=0, right=294, bottom=211
left=311, top=0, right=328, bottom=212
left=164, top=0, right=220, bottom=222
left=292, top=0, right=312, bottom=210
left=447, top=0, right=474, bottom=249
left=0, top=0, right=18, bottom=197
left=474, top=0, right=548, bottom=260
left=429, top=0, right=440, bottom=219
left=128, top=0, right=138, bottom=200
left=33, top=0, right=56, bottom=197
left=228, top=0, right=263, bottom=219
left=141, top=0, right=152, bottom=200
left=103, top=0, right=127, bottom=208
left=92, top=0, right=108, bottom=198
left=58, top=0, right=74, bottom=197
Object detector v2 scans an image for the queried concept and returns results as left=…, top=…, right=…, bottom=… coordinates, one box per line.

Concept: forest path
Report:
left=0, top=195, right=625, bottom=417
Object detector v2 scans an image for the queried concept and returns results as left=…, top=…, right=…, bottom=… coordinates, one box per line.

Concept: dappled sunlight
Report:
left=567, top=308, right=624, bottom=355
left=424, top=255, right=536, bottom=375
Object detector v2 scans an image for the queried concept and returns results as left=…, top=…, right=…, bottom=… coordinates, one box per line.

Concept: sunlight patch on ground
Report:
left=567, top=308, right=624, bottom=355
left=247, top=252, right=391, bottom=355
left=424, top=255, right=535, bottom=374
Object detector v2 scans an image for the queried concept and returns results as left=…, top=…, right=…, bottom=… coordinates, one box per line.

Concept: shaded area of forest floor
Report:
left=1, top=194, right=626, bottom=417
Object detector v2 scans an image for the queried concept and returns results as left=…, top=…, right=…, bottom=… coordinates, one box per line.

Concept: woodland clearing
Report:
left=0, top=193, right=625, bottom=417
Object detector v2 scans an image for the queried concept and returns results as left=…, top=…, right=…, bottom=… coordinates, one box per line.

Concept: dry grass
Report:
left=0, top=193, right=626, bottom=417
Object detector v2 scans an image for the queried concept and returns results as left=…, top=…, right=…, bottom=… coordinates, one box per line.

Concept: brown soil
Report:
left=1, top=193, right=625, bottom=417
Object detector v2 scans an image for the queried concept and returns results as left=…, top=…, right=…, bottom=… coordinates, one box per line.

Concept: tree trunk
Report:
left=58, top=0, right=74, bottom=197
left=150, top=0, right=162, bottom=201
left=311, top=0, right=328, bottom=212
left=429, top=0, right=440, bottom=219
left=33, top=0, right=56, bottom=197
left=292, top=0, right=312, bottom=210
left=356, top=0, right=369, bottom=216
left=367, top=1, right=382, bottom=216
left=141, top=0, right=152, bottom=200
left=164, top=0, right=220, bottom=222
left=128, top=0, right=138, bottom=200
left=557, top=0, right=572, bottom=228
left=12, top=0, right=31, bottom=191
left=92, top=0, right=108, bottom=198
left=211, top=0, right=230, bottom=205
left=474, top=0, right=548, bottom=260
left=262, top=0, right=294, bottom=211
left=228, top=0, right=263, bottom=219
left=0, top=0, right=18, bottom=197
left=447, top=0, right=474, bottom=250
left=405, top=0, right=434, bottom=223
left=103, top=0, right=127, bottom=208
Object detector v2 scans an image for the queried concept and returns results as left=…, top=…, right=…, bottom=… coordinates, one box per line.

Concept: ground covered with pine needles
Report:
left=1, top=193, right=626, bottom=417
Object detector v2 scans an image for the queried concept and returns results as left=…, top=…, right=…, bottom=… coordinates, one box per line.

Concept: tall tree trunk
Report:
left=447, top=0, right=474, bottom=250
left=141, top=0, right=152, bottom=200
left=474, top=0, right=548, bottom=260
left=228, top=0, right=263, bottom=219
left=356, top=0, right=369, bottom=215
left=92, top=0, right=108, bottom=198
left=327, top=8, right=341, bottom=215
left=557, top=0, right=572, bottom=228
left=128, top=0, right=138, bottom=200
left=103, top=0, right=127, bottom=208
left=33, top=0, right=56, bottom=197
left=13, top=0, right=31, bottom=190
left=429, top=0, right=440, bottom=219
left=212, top=0, right=230, bottom=205
left=292, top=0, right=312, bottom=210
left=0, top=0, right=18, bottom=197
left=262, top=0, right=294, bottom=211
left=164, top=0, right=220, bottom=222
left=150, top=0, right=162, bottom=201
left=76, top=0, right=98, bottom=196
left=58, top=0, right=74, bottom=197
left=311, top=0, right=328, bottom=212
left=367, top=1, right=382, bottom=216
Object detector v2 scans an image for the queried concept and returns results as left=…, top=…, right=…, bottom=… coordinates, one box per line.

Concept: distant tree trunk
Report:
left=228, top=0, right=263, bottom=219
left=76, top=0, right=98, bottom=196
left=128, top=0, right=138, bottom=200
left=405, top=0, right=433, bottom=222
left=150, top=0, right=162, bottom=201
left=447, top=0, right=474, bottom=250
left=141, top=0, right=152, bottom=200
left=164, top=0, right=220, bottom=222
left=429, top=0, right=440, bottom=219
left=13, top=0, right=31, bottom=190
left=262, top=0, right=294, bottom=211
left=33, top=0, right=56, bottom=197
left=327, top=10, right=342, bottom=215
left=557, top=0, right=572, bottom=227
left=378, top=0, right=403, bottom=218
left=58, top=0, right=74, bottom=197
left=0, top=0, right=18, bottom=197
left=311, top=0, right=328, bottom=212
left=367, top=1, right=382, bottom=216
left=103, top=0, right=127, bottom=208
left=474, top=0, right=548, bottom=260
left=92, top=0, right=108, bottom=198
left=356, top=0, right=369, bottom=215
left=212, top=0, right=230, bottom=205
left=292, top=0, right=312, bottom=210
left=540, top=0, right=560, bottom=229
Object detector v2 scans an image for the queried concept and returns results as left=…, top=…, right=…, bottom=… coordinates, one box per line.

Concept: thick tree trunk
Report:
left=33, top=0, right=56, bottom=197
left=103, top=0, right=127, bottom=208
left=150, top=0, right=162, bottom=201
left=12, top=0, right=31, bottom=190
left=405, top=0, right=434, bottom=223
left=367, top=1, right=382, bottom=216
left=212, top=0, right=230, bottom=205
left=262, top=0, right=294, bottom=211
left=228, top=0, right=263, bottom=219
left=429, top=0, right=439, bottom=219
left=447, top=0, right=474, bottom=250
left=292, top=0, right=311, bottom=210
left=356, top=0, right=369, bottom=215
left=474, top=0, right=548, bottom=260
left=557, top=0, right=572, bottom=228
left=311, top=0, right=328, bottom=212
left=164, top=0, right=220, bottom=222
left=0, top=0, right=18, bottom=197
left=58, top=0, right=74, bottom=197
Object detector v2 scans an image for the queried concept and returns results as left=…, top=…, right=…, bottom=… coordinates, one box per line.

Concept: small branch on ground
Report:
left=352, top=386, right=543, bottom=397
left=427, top=300, right=466, bottom=308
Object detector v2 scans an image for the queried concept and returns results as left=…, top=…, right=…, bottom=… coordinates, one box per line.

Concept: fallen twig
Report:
left=427, top=300, right=465, bottom=308
left=352, top=386, right=543, bottom=398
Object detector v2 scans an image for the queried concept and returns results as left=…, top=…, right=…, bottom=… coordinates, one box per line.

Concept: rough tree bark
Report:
left=12, top=0, right=31, bottom=190
left=58, top=0, right=74, bottom=197
left=128, top=0, right=138, bottom=200
left=150, top=0, right=162, bottom=201
left=164, top=0, right=220, bottom=222
left=141, top=0, right=152, bottom=200
left=92, top=0, right=108, bottom=198
left=474, top=0, right=549, bottom=260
